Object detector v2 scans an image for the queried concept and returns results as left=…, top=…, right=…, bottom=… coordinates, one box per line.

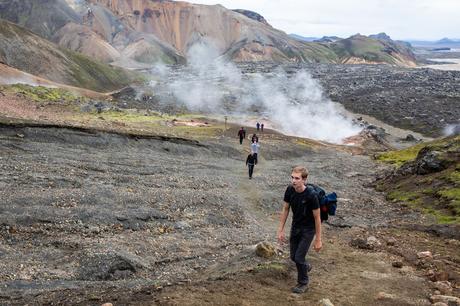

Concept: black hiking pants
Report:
left=290, top=227, right=315, bottom=285
left=248, top=164, right=254, bottom=178
left=253, top=153, right=258, bottom=165
left=239, top=136, right=243, bottom=144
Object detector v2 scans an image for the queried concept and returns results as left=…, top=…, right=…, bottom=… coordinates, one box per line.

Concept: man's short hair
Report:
left=292, top=166, right=308, bottom=179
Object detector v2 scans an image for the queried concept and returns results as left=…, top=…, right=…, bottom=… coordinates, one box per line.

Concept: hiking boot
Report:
left=291, top=283, right=308, bottom=294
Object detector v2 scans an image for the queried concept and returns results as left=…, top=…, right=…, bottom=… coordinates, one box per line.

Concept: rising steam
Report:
left=149, top=40, right=361, bottom=143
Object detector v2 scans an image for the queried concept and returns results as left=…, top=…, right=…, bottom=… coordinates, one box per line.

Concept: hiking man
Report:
left=256, top=122, right=260, bottom=131
left=237, top=127, right=246, bottom=145
left=261, top=123, right=264, bottom=132
left=250, top=140, right=260, bottom=165
left=245, top=152, right=256, bottom=179
left=277, top=166, right=322, bottom=294
left=251, top=133, right=259, bottom=143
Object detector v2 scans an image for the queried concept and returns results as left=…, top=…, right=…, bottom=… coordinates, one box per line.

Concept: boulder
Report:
left=255, top=241, right=276, bottom=258
left=415, top=148, right=448, bottom=174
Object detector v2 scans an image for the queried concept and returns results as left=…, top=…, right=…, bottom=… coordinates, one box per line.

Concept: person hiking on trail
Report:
left=261, top=123, right=264, bottom=132
left=277, top=166, right=322, bottom=294
left=251, top=133, right=259, bottom=143
left=256, top=122, right=260, bottom=131
left=250, top=140, right=260, bottom=165
left=238, top=127, right=246, bottom=145
left=245, top=152, right=256, bottom=179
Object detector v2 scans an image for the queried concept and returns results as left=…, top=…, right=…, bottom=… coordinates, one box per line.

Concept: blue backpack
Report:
left=306, top=184, right=338, bottom=222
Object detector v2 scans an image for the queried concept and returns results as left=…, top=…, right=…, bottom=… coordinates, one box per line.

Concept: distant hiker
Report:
left=261, top=123, right=264, bottom=132
left=238, top=127, right=246, bottom=145
left=245, top=152, right=256, bottom=179
left=256, top=122, right=260, bottom=131
left=277, top=166, right=322, bottom=294
left=250, top=140, right=260, bottom=165
left=251, top=133, right=259, bottom=143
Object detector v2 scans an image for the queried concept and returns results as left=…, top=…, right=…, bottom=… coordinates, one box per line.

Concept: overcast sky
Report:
left=190, top=0, right=459, bottom=40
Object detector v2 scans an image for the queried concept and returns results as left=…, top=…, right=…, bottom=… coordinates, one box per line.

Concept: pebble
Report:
left=417, top=251, right=432, bottom=259
left=318, top=298, right=334, bottom=306
left=392, top=261, right=403, bottom=268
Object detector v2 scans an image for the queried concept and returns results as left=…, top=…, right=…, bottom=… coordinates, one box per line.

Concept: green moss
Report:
left=376, top=143, right=426, bottom=167
left=378, top=136, right=459, bottom=225
left=3, top=84, right=82, bottom=103
left=443, top=169, right=460, bottom=184
left=387, top=190, right=420, bottom=203
left=422, top=207, right=460, bottom=224
left=377, top=136, right=460, bottom=168
left=438, top=188, right=460, bottom=212
left=170, top=125, right=223, bottom=138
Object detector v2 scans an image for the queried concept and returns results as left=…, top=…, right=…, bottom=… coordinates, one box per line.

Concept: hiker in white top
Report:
left=250, top=140, right=260, bottom=165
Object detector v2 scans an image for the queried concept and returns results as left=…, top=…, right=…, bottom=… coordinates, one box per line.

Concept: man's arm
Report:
left=277, top=202, right=290, bottom=244
left=312, top=208, right=322, bottom=252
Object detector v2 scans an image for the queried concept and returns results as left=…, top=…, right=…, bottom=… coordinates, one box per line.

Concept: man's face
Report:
left=291, top=171, right=306, bottom=189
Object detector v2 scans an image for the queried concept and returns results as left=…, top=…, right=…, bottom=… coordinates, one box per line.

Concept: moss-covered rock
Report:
left=376, top=135, right=460, bottom=224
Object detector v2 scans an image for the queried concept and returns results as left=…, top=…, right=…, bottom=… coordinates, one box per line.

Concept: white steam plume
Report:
left=149, top=40, right=361, bottom=143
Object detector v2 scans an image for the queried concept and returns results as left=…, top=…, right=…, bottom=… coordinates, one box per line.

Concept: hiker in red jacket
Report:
left=277, top=166, right=322, bottom=294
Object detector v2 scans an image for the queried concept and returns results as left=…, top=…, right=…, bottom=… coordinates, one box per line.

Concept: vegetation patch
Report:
left=376, top=142, right=426, bottom=167
left=2, top=84, right=83, bottom=103
left=376, top=136, right=460, bottom=224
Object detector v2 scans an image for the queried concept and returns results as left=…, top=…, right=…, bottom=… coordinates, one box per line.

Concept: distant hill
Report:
left=289, top=34, right=319, bottom=42
left=331, top=34, right=417, bottom=66
left=0, top=19, right=136, bottom=92
left=369, top=32, right=392, bottom=41
left=437, top=38, right=460, bottom=44
left=314, top=36, right=342, bottom=43
left=406, top=38, right=460, bottom=48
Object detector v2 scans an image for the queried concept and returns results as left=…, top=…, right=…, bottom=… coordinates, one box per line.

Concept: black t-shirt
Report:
left=284, top=185, right=319, bottom=229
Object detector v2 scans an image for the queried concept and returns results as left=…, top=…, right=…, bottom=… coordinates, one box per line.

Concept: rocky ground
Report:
left=0, top=117, right=459, bottom=305
left=0, top=58, right=459, bottom=305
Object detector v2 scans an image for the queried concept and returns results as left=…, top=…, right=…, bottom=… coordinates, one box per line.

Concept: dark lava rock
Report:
left=392, top=261, right=404, bottom=268
left=415, top=147, right=449, bottom=175
left=77, top=251, right=147, bottom=281
left=404, top=134, right=417, bottom=141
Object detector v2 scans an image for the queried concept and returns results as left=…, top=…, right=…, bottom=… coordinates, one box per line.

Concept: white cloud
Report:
left=189, top=0, right=460, bottom=40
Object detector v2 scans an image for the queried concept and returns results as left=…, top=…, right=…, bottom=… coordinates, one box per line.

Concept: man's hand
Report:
left=313, top=238, right=322, bottom=252
left=277, top=230, right=286, bottom=245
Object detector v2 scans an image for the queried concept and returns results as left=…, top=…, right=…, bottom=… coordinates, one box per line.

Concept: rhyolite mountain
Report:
left=0, top=0, right=417, bottom=68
